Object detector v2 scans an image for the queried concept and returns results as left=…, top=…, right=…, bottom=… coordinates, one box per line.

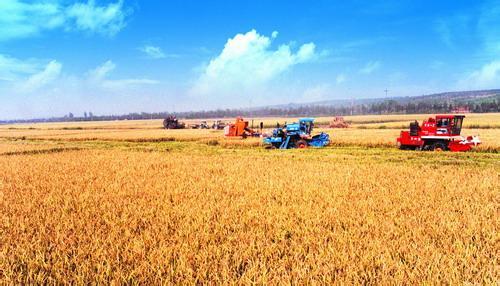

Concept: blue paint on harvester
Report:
left=263, top=118, right=330, bottom=149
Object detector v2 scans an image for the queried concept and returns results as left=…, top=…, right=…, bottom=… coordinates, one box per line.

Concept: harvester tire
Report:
left=296, top=140, right=308, bottom=149
left=431, top=142, right=448, bottom=151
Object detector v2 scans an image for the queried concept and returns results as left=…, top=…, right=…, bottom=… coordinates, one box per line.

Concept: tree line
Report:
left=2, top=99, right=499, bottom=124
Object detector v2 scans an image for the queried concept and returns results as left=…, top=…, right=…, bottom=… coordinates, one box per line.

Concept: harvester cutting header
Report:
left=397, top=114, right=480, bottom=151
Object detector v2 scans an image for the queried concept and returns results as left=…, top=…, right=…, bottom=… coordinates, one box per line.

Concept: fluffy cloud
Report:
left=459, top=60, right=500, bottom=89
left=20, top=60, right=62, bottom=92
left=359, top=61, right=381, bottom=74
left=0, top=0, right=130, bottom=41
left=192, top=29, right=317, bottom=96
left=139, top=45, right=166, bottom=59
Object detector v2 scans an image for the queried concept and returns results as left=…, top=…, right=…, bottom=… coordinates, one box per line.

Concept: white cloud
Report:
left=434, top=19, right=453, bottom=47
left=139, top=45, right=166, bottom=59
left=101, top=79, right=158, bottom=89
left=459, top=60, right=500, bottom=89
left=20, top=60, right=62, bottom=92
left=359, top=61, right=381, bottom=74
left=434, top=14, right=473, bottom=49
left=88, top=60, right=116, bottom=82
left=0, top=0, right=130, bottom=41
left=0, top=54, right=40, bottom=81
left=302, top=84, right=331, bottom=101
left=336, top=74, right=346, bottom=84
left=87, top=60, right=159, bottom=89
left=2, top=57, right=157, bottom=96
left=192, top=29, right=317, bottom=97
left=66, top=0, right=129, bottom=36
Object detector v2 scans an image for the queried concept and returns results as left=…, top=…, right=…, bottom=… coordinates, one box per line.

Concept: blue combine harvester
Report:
left=263, top=118, right=330, bottom=149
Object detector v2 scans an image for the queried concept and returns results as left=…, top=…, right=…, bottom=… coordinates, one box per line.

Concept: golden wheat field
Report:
left=0, top=113, right=499, bottom=284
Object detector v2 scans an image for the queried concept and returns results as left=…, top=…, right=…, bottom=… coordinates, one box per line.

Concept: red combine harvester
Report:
left=397, top=114, right=481, bottom=152
left=224, top=117, right=260, bottom=138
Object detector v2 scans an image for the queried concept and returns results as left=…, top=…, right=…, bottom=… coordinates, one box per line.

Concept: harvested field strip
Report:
left=0, top=147, right=82, bottom=156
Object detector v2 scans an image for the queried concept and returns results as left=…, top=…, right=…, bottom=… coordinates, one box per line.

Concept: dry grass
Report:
left=0, top=113, right=499, bottom=284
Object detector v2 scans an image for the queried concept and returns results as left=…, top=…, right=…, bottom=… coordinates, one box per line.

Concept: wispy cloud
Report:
left=0, top=54, right=40, bottom=81
left=359, top=61, right=381, bottom=74
left=477, top=0, right=500, bottom=56
left=192, top=29, right=317, bottom=97
left=66, top=0, right=130, bottom=36
left=20, top=60, right=62, bottom=92
left=302, top=84, right=331, bottom=101
left=0, top=0, right=131, bottom=41
left=88, top=60, right=159, bottom=88
left=458, top=60, right=500, bottom=89
left=2, top=56, right=157, bottom=95
left=434, top=14, right=473, bottom=49
left=139, top=45, right=167, bottom=59
left=336, top=74, right=346, bottom=84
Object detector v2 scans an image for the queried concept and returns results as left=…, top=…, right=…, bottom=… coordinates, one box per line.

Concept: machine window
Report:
left=437, top=118, right=449, bottom=127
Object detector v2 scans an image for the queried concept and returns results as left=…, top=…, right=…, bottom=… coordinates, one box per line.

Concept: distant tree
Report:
left=68, top=112, right=74, bottom=119
left=84, top=112, right=88, bottom=119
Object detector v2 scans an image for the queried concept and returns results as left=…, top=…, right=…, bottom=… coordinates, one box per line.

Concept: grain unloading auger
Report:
left=397, top=114, right=480, bottom=151
left=263, top=118, right=330, bottom=149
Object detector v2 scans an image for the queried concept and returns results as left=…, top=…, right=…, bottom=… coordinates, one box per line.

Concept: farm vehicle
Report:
left=264, top=118, right=330, bottom=149
left=189, top=121, right=210, bottom=129
left=189, top=120, right=226, bottom=130
left=163, top=115, right=185, bottom=129
left=397, top=114, right=480, bottom=152
left=329, top=116, right=350, bottom=128
left=224, top=117, right=261, bottom=138
left=212, top=120, right=226, bottom=130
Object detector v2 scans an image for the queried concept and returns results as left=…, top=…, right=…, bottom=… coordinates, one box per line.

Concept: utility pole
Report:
left=384, top=89, right=389, bottom=97
left=249, top=99, right=253, bottom=128
left=350, top=97, right=354, bottom=116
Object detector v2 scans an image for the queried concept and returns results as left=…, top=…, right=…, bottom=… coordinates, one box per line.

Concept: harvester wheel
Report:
left=296, top=140, right=308, bottom=149
left=431, top=142, right=448, bottom=151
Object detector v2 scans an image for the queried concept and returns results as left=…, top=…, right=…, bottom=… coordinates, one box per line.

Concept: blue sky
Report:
left=1, top=0, right=499, bottom=119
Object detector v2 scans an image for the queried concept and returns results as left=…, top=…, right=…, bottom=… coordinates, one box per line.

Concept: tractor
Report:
left=397, top=114, right=481, bottom=151
left=263, top=118, right=330, bottom=149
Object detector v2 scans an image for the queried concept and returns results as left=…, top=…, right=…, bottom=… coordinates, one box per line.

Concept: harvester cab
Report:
left=397, top=114, right=480, bottom=151
left=264, top=118, right=330, bottom=149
